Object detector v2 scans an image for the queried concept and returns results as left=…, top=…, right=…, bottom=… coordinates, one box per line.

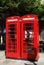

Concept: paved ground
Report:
left=0, top=51, right=44, bottom=65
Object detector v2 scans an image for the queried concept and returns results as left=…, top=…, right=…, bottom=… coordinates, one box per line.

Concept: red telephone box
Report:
left=6, top=16, right=21, bottom=58
left=21, top=14, right=39, bottom=61
left=6, top=14, right=39, bottom=61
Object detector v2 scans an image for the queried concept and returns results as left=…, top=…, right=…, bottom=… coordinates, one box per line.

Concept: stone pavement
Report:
left=0, top=51, right=44, bottom=65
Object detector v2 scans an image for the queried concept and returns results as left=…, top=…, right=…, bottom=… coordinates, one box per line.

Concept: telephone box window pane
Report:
left=23, top=23, right=34, bottom=54
left=8, top=24, right=17, bottom=53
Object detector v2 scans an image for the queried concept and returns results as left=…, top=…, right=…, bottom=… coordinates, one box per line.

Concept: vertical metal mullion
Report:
left=20, top=22, right=22, bottom=58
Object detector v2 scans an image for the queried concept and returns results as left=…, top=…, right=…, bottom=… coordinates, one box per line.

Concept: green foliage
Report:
left=0, top=0, right=43, bottom=16
left=0, top=0, right=44, bottom=30
left=18, top=0, right=42, bottom=15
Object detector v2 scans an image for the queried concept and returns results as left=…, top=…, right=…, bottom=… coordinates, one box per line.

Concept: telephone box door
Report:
left=21, top=19, right=36, bottom=60
left=6, top=17, right=20, bottom=58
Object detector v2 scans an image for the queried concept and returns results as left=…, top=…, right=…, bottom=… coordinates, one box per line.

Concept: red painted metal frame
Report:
left=21, top=14, right=39, bottom=60
left=6, top=16, right=20, bottom=58
left=6, top=14, right=39, bottom=61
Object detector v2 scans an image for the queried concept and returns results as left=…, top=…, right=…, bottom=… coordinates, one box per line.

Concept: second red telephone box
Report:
left=21, top=14, right=39, bottom=61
